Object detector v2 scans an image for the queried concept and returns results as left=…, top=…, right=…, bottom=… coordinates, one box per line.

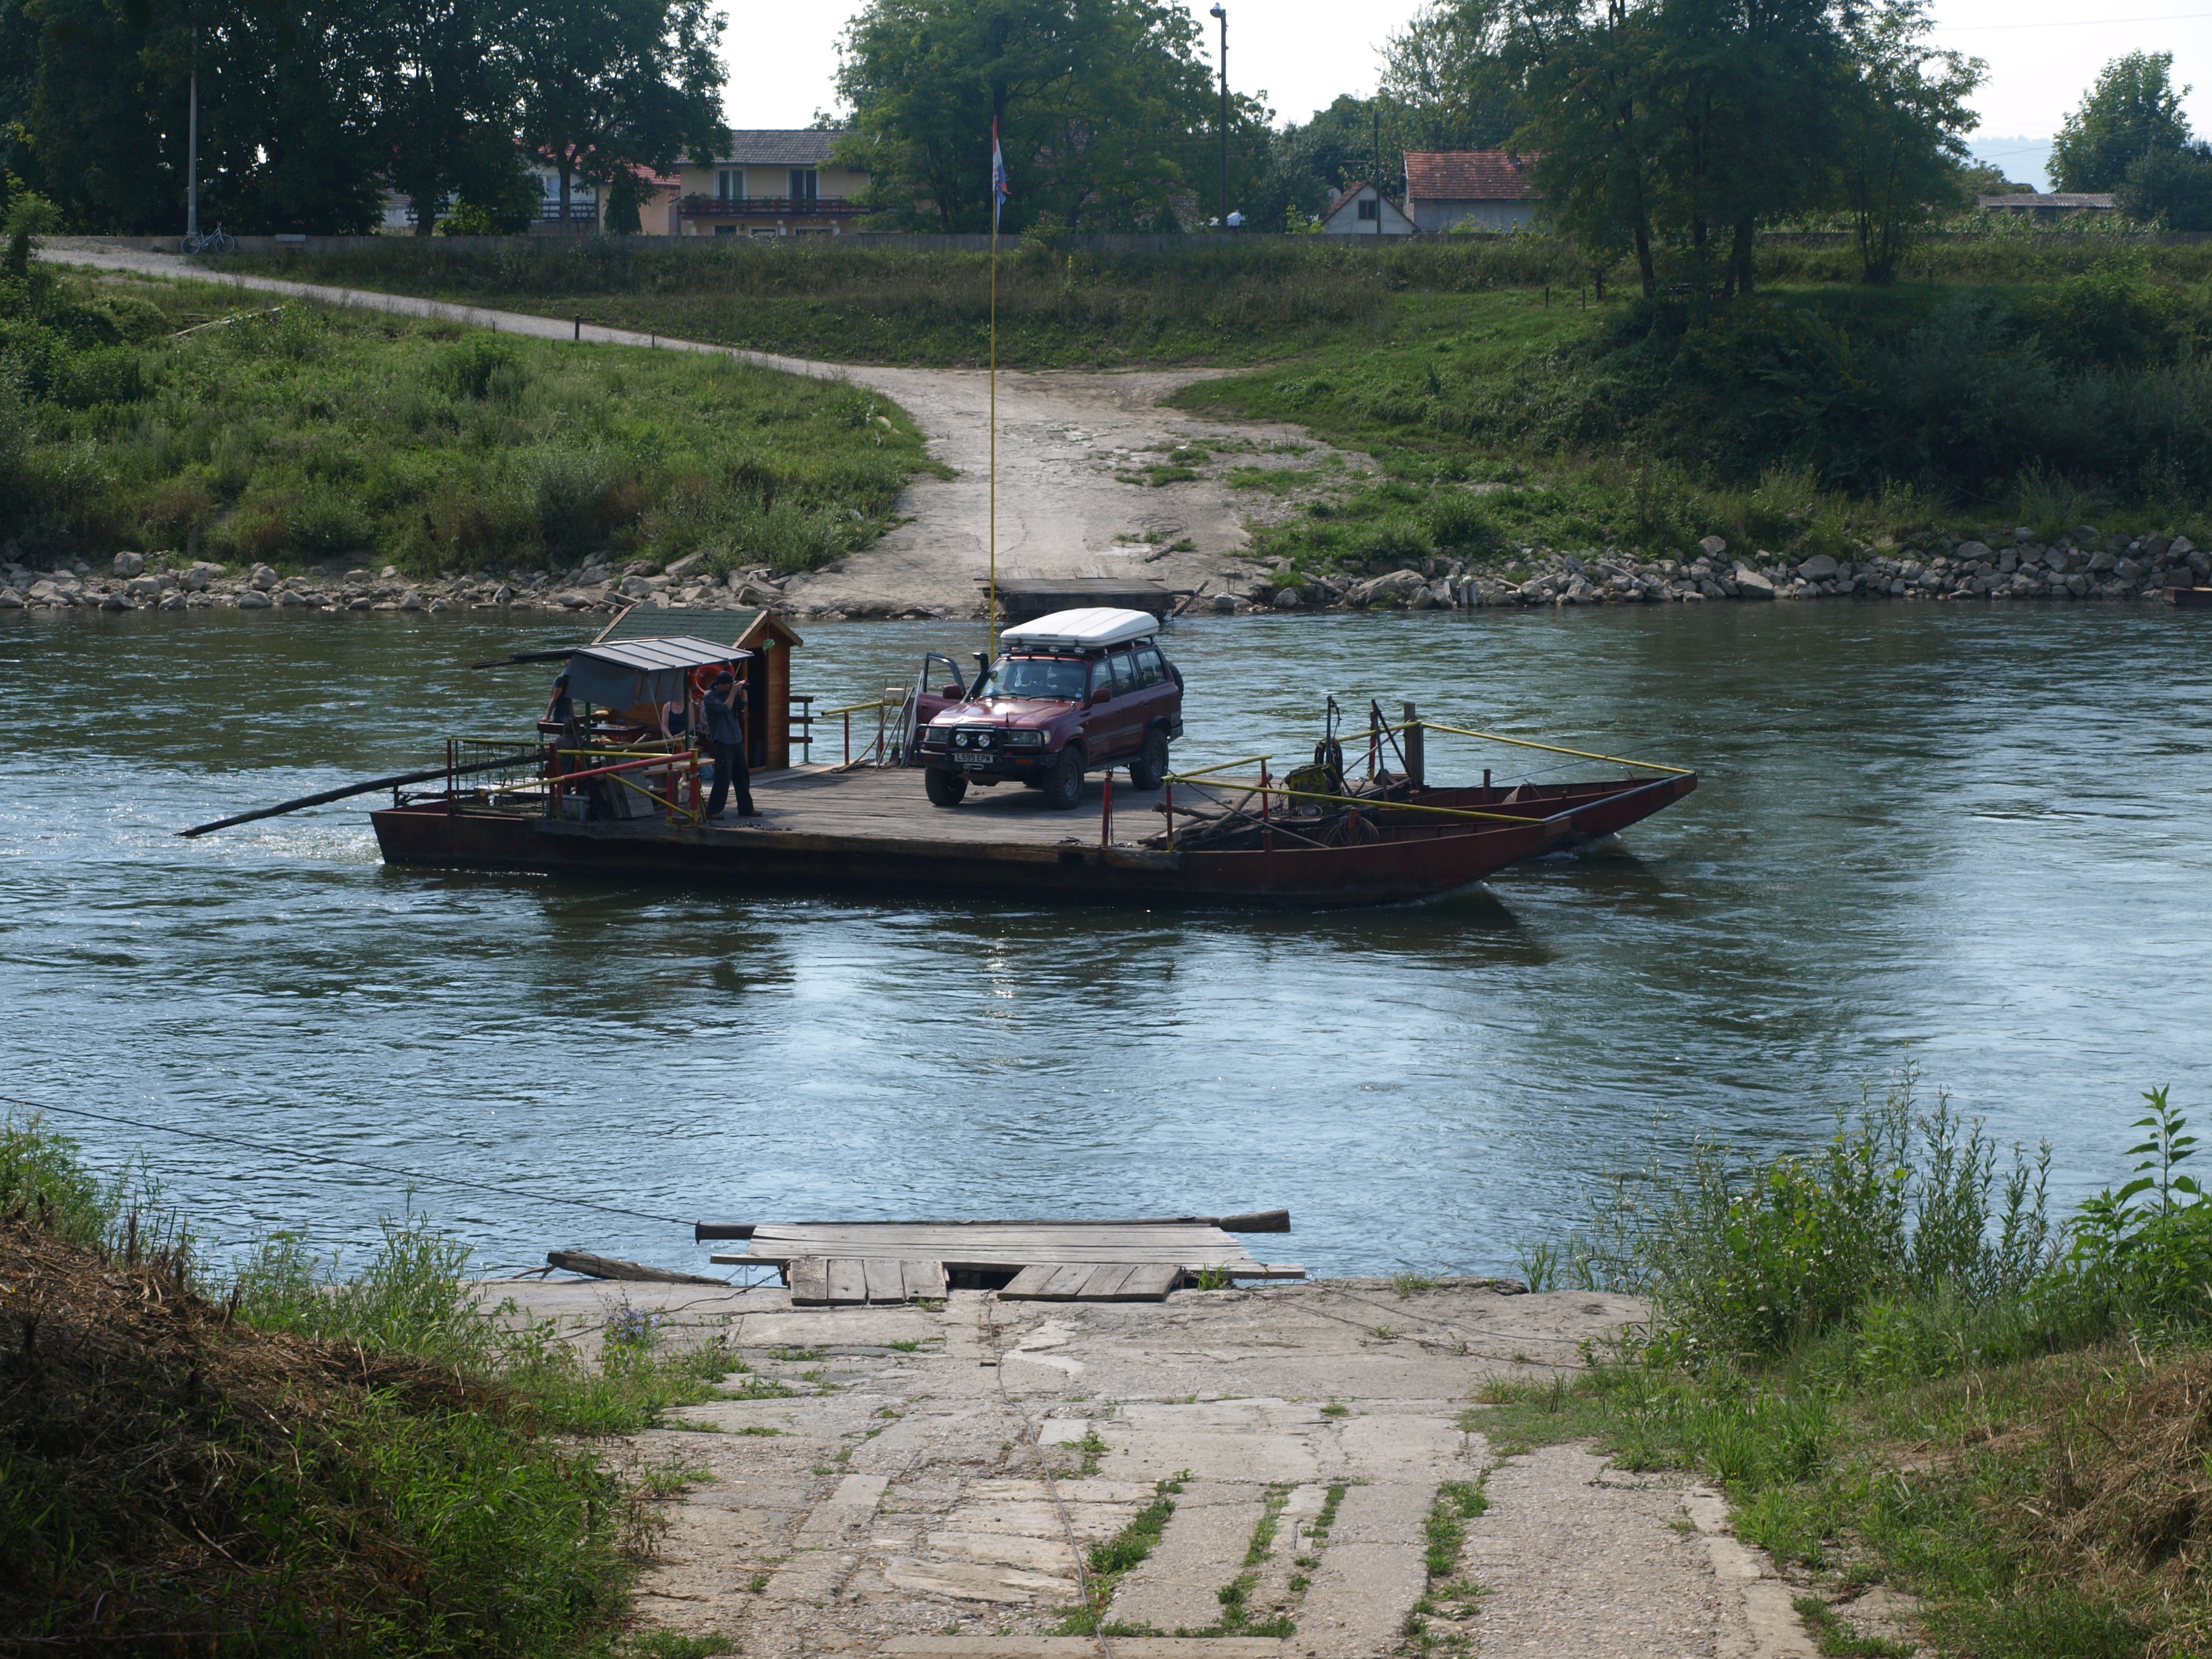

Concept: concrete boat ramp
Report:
left=486, top=1275, right=1825, bottom=1658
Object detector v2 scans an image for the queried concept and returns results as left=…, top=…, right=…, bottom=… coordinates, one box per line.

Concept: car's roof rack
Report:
left=999, top=606, right=1158, bottom=652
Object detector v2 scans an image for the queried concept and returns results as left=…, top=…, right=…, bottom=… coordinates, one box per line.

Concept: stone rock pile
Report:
left=1242, top=529, right=2207, bottom=612
left=0, top=545, right=801, bottom=617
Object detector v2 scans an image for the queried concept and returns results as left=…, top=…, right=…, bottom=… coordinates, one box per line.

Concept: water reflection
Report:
left=0, top=604, right=2206, bottom=1277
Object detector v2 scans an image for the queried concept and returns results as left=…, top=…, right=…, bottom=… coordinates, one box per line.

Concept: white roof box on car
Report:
left=998, top=607, right=1159, bottom=653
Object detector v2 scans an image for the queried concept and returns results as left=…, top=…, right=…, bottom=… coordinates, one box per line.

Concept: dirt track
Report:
left=44, top=242, right=1329, bottom=617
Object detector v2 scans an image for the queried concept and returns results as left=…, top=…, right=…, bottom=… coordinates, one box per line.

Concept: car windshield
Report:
left=977, top=655, right=1088, bottom=700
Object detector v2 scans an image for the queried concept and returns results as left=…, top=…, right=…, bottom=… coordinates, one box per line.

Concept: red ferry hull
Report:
left=370, top=803, right=1570, bottom=908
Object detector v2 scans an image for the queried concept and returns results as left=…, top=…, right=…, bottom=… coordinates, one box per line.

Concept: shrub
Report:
left=1573, top=1068, right=2057, bottom=1360
left=2059, top=1087, right=2212, bottom=1327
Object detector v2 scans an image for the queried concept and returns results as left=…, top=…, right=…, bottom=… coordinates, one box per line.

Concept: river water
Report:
left=3, top=603, right=2207, bottom=1279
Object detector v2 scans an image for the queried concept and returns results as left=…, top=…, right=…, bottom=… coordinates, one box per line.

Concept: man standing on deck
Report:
left=702, top=669, right=757, bottom=819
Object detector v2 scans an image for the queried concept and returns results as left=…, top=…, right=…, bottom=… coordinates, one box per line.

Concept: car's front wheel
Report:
left=924, top=767, right=968, bottom=808
left=1128, top=728, right=1170, bottom=791
left=1041, top=748, right=1085, bottom=810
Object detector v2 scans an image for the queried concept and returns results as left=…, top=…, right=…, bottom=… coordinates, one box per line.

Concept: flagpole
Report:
left=989, top=212, right=998, bottom=662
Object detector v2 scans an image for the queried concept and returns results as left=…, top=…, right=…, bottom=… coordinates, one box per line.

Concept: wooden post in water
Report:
left=1403, top=700, right=1424, bottom=790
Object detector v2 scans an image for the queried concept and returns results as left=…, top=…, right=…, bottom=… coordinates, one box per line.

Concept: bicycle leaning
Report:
left=181, top=223, right=235, bottom=255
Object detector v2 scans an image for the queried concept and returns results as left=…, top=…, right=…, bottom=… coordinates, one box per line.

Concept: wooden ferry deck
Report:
left=713, top=763, right=1173, bottom=846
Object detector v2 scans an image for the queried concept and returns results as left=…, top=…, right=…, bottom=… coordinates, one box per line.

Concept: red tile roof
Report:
left=1404, top=150, right=1537, bottom=203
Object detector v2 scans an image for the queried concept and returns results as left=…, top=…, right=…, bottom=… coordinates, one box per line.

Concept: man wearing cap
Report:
left=702, top=669, right=757, bottom=819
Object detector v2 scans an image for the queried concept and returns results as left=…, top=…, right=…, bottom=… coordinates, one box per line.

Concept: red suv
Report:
left=918, top=608, right=1184, bottom=809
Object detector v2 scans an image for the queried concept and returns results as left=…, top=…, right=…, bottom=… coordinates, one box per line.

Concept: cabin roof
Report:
left=572, top=635, right=755, bottom=673
left=1000, top=607, right=1159, bottom=652
left=599, top=606, right=803, bottom=653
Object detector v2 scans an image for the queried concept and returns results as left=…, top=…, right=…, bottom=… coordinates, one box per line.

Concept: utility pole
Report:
left=1209, top=4, right=1228, bottom=230
left=1373, top=102, right=1382, bottom=240
left=186, top=27, right=199, bottom=243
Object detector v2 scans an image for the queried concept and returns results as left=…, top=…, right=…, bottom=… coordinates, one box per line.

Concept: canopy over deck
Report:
left=999, top=608, right=1161, bottom=654
left=563, top=635, right=753, bottom=710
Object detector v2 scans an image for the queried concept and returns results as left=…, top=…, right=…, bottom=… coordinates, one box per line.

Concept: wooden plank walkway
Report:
left=708, top=1217, right=1303, bottom=1303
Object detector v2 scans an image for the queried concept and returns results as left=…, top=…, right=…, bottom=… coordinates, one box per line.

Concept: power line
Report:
left=1931, top=9, right=2210, bottom=25
left=4, top=1096, right=690, bottom=1227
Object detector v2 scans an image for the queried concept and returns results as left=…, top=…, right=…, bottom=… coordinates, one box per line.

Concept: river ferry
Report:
left=344, top=609, right=1698, bottom=909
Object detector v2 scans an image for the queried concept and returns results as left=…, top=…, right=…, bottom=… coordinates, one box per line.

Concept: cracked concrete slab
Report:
left=458, top=1275, right=1826, bottom=1658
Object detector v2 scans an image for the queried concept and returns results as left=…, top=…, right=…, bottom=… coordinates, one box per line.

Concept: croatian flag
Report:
left=990, top=118, right=1011, bottom=231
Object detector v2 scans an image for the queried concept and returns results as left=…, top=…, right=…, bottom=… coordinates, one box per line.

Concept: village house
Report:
left=1403, top=150, right=1538, bottom=233
left=1316, top=181, right=1415, bottom=236
left=673, top=130, right=869, bottom=236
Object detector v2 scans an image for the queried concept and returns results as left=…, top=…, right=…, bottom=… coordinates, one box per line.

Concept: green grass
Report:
left=1167, top=277, right=2212, bottom=576
left=0, top=1110, right=734, bottom=1655
left=212, top=233, right=2212, bottom=372
left=1478, top=1082, right=2212, bottom=1659
left=1053, top=1471, right=1190, bottom=1635
left=3, top=264, right=937, bottom=574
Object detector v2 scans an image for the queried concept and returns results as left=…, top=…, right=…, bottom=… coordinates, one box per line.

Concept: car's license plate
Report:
left=954, top=751, right=993, bottom=766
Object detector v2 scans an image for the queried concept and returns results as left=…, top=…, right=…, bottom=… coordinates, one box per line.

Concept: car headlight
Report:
left=1007, top=729, right=1045, bottom=748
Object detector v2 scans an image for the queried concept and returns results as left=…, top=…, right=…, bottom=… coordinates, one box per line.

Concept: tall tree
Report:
left=1379, top=1, right=1517, bottom=152
left=2119, top=139, right=2212, bottom=230
left=1510, top=0, right=1668, bottom=293
left=365, top=0, right=526, bottom=235
left=514, top=0, right=726, bottom=231
left=1830, top=0, right=1980, bottom=283
left=15, top=0, right=383, bottom=235
left=835, top=0, right=1224, bottom=233
left=2051, top=51, right=2192, bottom=192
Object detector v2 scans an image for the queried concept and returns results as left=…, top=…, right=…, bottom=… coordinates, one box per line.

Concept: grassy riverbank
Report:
left=0, top=264, right=936, bottom=574
left=1170, top=273, right=2212, bottom=574
left=205, top=238, right=2212, bottom=574
left=0, top=1114, right=741, bottom=1655
left=1488, top=1077, right=2212, bottom=1658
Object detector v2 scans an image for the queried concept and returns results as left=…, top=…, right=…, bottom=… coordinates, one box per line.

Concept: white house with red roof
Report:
left=1317, top=180, right=1415, bottom=236
left=1403, top=151, right=1539, bottom=233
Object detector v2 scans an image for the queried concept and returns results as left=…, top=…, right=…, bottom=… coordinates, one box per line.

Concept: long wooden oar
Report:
left=178, top=755, right=531, bottom=839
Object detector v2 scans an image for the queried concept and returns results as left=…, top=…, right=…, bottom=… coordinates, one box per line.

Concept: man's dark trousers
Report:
left=708, top=740, right=754, bottom=817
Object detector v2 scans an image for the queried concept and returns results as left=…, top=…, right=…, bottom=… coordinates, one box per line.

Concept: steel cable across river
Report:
left=1, top=602, right=2205, bottom=1278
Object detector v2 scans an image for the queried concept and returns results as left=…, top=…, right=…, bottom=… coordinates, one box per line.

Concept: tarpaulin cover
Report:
left=563, top=636, right=752, bottom=709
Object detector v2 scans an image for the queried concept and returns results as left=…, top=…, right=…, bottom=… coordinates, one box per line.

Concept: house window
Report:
left=714, top=224, right=739, bottom=235
left=788, top=168, right=818, bottom=203
left=717, top=169, right=744, bottom=201
left=1357, top=196, right=1378, bottom=221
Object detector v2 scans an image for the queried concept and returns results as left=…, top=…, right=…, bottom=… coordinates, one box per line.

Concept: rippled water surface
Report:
left=3, top=604, right=2207, bottom=1277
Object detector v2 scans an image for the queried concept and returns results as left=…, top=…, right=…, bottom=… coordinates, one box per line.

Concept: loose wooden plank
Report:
left=1119, top=1264, right=1181, bottom=1301
left=1076, top=1264, right=1136, bottom=1300
left=826, top=1259, right=867, bottom=1304
left=863, top=1257, right=906, bottom=1304
left=545, top=1250, right=726, bottom=1285
left=999, top=1264, right=1063, bottom=1299
left=903, top=1259, right=949, bottom=1299
left=1040, top=1264, right=1096, bottom=1300
left=788, top=1258, right=830, bottom=1304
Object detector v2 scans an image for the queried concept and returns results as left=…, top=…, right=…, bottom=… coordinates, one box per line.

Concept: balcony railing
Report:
left=680, top=195, right=865, bottom=219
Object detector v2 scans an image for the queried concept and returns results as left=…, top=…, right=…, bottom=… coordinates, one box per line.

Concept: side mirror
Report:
left=941, top=685, right=963, bottom=699
left=1090, top=686, right=1111, bottom=706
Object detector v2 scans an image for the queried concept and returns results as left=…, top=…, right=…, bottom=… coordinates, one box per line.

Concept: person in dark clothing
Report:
left=701, top=670, right=757, bottom=819
left=543, top=673, right=581, bottom=773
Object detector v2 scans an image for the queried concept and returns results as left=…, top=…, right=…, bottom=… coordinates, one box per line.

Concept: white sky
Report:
left=725, top=0, right=2210, bottom=181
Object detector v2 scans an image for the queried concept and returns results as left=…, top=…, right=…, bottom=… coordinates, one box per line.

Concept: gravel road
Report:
left=44, top=241, right=1327, bottom=617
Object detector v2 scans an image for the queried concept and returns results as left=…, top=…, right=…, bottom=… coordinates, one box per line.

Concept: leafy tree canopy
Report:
left=834, top=0, right=1259, bottom=233
left=2051, top=51, right=2193, bottom=193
